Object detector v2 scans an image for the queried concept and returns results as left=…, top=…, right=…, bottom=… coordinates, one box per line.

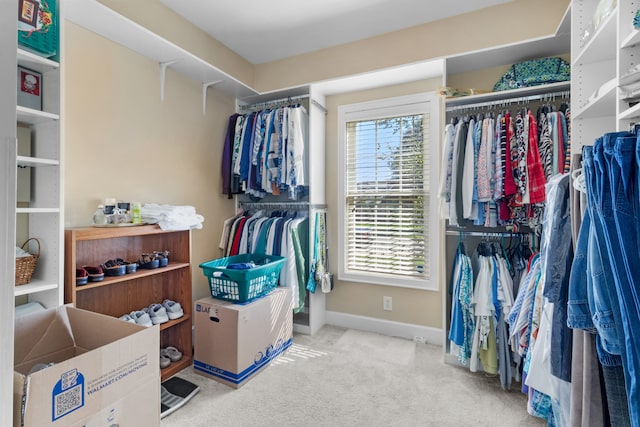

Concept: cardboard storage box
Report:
left=193, top=287, right=293, bottom=388
left=13, top=305, right=160, bottom=427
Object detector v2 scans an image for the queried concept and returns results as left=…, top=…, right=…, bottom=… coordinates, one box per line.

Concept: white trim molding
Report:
left=325, top=310, right=443, bottom=346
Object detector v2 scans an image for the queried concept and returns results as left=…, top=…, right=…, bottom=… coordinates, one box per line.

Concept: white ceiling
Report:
left=160, top=0, right=513, bottom=65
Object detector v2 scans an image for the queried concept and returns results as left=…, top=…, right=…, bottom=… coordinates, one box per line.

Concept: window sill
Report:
left=338, top=271, right=438, bottom=291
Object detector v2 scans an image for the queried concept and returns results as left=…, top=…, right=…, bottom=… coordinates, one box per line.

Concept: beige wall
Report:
left=64, top=22, right=236, bottom=302
left=325, top=79, right=444, bottom=329
left=254, top=0, right=570, bottom=92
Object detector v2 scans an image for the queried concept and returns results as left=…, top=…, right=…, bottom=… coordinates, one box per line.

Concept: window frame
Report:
left=337, top=92, right=440, bottom=290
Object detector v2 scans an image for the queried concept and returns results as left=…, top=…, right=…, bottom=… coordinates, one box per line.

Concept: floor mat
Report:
left=160, top=376, right=200, bottom=419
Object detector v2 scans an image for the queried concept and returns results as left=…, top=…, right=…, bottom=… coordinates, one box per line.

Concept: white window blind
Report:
left=338, top=93, right=438, bottom=289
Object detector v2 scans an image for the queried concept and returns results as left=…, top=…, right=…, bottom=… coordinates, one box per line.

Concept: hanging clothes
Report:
left=567, top=130, right=640, bottom=427
left=442, top=101, right=570, bottom=231
left=220, top=209, right=309, bottom=312
left=448, top=234, right=532, bottom=390
left=221, top=104, right=309, bottom=200
left=448, top=240, right=474, bottom=366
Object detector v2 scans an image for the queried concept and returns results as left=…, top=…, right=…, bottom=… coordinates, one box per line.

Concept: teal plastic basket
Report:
left=199, top=253, right=286, bottom=303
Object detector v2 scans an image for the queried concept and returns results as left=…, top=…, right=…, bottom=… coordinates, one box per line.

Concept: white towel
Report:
left=141, top=203, right=204, bottom=231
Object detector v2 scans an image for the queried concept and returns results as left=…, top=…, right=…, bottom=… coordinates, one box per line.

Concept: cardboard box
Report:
left=193, top=287, right=293, bottom=388
left=13, top=305, right=160, bottom=427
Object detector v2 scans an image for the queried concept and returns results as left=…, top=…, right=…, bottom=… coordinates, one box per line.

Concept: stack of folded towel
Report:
left=141, top=204, right=204, bottom=231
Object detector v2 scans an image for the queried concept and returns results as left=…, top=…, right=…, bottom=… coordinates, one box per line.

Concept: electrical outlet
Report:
left=383, top=296, right=392, bottom=311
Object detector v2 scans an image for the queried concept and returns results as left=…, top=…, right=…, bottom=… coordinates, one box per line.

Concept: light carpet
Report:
left=161, top=325, right=544, bottom=427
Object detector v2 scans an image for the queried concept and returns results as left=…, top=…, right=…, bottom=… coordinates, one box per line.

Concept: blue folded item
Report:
left=226, top=262, right=256, bottom=270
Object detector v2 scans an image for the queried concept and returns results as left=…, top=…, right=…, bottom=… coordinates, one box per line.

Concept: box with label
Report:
left=17, top=0, right=59, bottom=59
left=193, top=287, right=293, bottom=388
left=13, top=305, right=160, bottom=427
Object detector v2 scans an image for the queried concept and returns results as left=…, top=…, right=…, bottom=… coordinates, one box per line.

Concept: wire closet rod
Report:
left=240, top=201, right=327, bottom=210
left=445, top=90, right=570, bottom=113
left=238, top=95, right=328, bottom=114
left=238, top=95, right=309, bottom=112
left=445, top=229, right=530, bottom=238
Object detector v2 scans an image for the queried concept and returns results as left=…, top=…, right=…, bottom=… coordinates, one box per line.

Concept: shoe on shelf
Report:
left=82, top=265, right=105, bottom=282
left=102, top=260, right=126, bottom=276
left=161, top=346, right=183, bottom=362
left=148, top=303, right=169, bottom=325
left=119, top=314, right=137, bottom=324
left=130, top=310, right=152, bottom=327
left=160, top=354, right=171, bottom=369
left=162, top=299, right=184, bottom=320
left=76, top=268, right=88, bottom=285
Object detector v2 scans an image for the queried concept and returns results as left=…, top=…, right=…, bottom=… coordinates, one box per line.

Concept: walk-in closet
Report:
left=8, top=0, right=640, bottom=425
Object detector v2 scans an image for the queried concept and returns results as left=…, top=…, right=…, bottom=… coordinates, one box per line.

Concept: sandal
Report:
left=139, top=253, right=159, bottom=269
left=82, top=265, right=105, bottom=282
left=76, top=268, right=88, bottom=285
left=161, top=346, right=183, bottom=362
left=102, top=260, right=126, bottom=276
left=154, top=250, right=170, bottom=267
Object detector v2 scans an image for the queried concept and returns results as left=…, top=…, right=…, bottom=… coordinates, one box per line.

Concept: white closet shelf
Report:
left=16, top=208, right=60, bottom=214
left=572, top=11, right=617, bottom=66
left=573, top=78, right=616, bottom=119
left=17, top=156, right=59, bottom=167
left=17, top=48, right=59, bottom=74
left=14, top=279, right=59, bottom=297
left=65, top=0, right=258, bottom=106
left=620, top=70, right=640, bottom=87
left=619, top=102, right=640, bottom=121
left=445, top=82, right=570, bottom=108
left=17, top=106, right=59, bottom=125
left=621, top=29, right=640, bottom=50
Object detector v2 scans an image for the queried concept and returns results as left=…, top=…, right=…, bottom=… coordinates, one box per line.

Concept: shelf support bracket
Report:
left=159, top=60, right=180, bottom=102
left=202, top=80, right=223, bottom=115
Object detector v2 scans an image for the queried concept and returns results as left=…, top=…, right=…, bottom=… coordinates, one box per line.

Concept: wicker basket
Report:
left=15, top=238, right=40, bottom=286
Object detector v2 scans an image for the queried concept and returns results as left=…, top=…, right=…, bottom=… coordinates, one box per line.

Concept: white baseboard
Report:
left=325, top=311, right=443, bottom=346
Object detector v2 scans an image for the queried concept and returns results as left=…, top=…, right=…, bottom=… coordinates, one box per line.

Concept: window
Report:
left=338, top=93, right=439, bottom=289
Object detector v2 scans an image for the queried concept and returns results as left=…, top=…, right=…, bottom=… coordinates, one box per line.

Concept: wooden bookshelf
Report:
left=64, top=225, right=192, bottom=380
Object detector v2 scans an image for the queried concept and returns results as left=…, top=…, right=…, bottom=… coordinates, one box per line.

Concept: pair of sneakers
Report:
left=148, top=299, right=185, bottom=324
left=119, top=299, right=184, bottom=327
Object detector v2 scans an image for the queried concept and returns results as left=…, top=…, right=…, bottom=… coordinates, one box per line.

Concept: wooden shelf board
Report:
left=159, top=313, right=191, bottom=332
left=161, top=357, right=192, bottom=381
left=75, top=262, right=190, bottom=291
left=67, top=224, right=175, bottom=240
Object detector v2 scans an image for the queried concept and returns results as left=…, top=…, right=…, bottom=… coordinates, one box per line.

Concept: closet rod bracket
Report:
left=159, top=60, right=180, bottom=102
